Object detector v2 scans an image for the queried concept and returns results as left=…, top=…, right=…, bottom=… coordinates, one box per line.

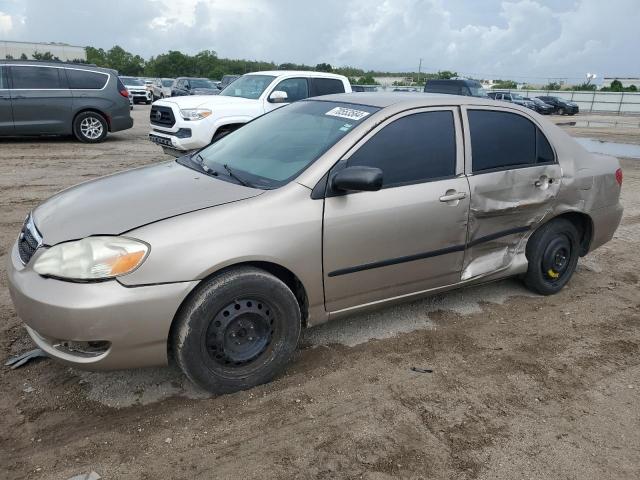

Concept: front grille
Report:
left=150, top=105, right=176, bottom=127
left=18, top=215, right=42, bottom=265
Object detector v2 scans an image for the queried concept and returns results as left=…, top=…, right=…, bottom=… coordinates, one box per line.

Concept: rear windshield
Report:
left=190, top=101, right=380, bottom=189
left=121, top=77, right=144, bottom=86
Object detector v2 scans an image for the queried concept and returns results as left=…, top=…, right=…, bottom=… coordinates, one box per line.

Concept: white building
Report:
left=1, top=40, right=86, bottom=61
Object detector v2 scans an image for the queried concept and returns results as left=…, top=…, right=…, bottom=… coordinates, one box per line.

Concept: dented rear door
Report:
left=461, top=106, right=561, bottom=280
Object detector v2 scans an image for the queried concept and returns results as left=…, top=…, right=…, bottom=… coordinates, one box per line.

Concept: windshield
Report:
left=162, top=79, right=174, bottom=87
left=190, top=79, right=215, bottom=89
left=220, top=75, right=275, bottom=99
left=469, top=86, right=488, bottom=97
left=187, top=101, right=380, bottom=189
left=122, top=77, right=144, bottom=86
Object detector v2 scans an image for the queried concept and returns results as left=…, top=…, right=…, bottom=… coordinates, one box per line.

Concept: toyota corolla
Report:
left=7, top=93, right=623, bottom=393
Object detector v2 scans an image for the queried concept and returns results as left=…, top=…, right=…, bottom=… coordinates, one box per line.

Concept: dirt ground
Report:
left=0, top=107, right=638, bottom=480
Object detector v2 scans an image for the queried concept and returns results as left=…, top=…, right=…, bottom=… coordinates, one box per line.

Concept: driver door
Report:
left=322, top=108, right=470, bottom=312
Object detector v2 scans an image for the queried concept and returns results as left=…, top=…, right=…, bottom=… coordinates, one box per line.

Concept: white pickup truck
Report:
left=148, top=70, right=352, bottom=155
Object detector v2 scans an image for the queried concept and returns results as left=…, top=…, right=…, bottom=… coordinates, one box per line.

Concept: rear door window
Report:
left=11, top=66, right=63, bottom=89
left=310, top=78, right=345, bottom=96
left=347, top=110, right=457, bottom=188
left=66, top=69, right=108, bottom=89
left=468, top=110, right=554, bottom=172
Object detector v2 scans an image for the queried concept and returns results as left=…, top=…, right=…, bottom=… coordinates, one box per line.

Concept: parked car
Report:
left=149, top=70, right=352, bottom=155
left=217, top=74, right=240, bottom=91
left=424, top=79, right=488, bottom=97
left=526, top=97, right=554, bottom=115
left=0, top=60, right=133, bottom=142
left=151, top=78, right=174, bottom=100
left=488, top=91, right=535, bottom=109
left=8, top=93, right=623, bottom=394
left=537, top=96, right=579, bottom=115
left=171, top=77, right=219, bottom=97
left=121, top=76, right=152, bottom=104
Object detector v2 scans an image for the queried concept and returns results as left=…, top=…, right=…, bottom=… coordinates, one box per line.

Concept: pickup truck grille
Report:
left=18, top=215, right=42, bottom=265
left=150, top=106, right=176, bottom=127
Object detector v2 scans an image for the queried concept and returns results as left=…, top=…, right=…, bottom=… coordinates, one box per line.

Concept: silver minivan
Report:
left=7, top=93, right=623, bottom=393
left=0, top=60, right=133, bottom=142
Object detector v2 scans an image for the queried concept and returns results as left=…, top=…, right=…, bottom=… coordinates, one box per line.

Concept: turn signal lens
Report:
left=615, top=168, right=623, bottom=186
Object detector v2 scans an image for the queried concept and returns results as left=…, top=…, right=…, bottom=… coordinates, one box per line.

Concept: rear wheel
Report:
left=73, top=111, right=108, bottom=143
left=523, top=219, right=580, bottom=295
left=172, top=267, right=302, bottom=394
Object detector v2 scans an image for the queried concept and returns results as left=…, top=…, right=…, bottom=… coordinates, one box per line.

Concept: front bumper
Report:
left=7, top=242, right=197, bottom=370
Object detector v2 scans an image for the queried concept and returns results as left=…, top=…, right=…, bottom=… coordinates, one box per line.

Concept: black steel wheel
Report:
left=172, top=267, right=301, bottom=394
left=523, top=218, right=580, bottom=295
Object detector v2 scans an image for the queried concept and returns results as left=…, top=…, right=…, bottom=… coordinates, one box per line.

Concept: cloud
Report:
left=1, top=0, right=638, bottom=80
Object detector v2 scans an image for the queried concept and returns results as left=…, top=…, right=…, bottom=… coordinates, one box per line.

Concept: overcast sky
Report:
left=0, top=0, right=638, bottom=81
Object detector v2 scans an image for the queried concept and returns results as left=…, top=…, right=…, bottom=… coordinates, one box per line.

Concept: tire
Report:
left=145, top=99, right=152, bottom=105
left=523, top=218, right=580, bottom=295
left=73, top=111, right=108, bottom=143
left=172, top=267, right=302, bottom=394
left=557, top=107, right=565, bottom=115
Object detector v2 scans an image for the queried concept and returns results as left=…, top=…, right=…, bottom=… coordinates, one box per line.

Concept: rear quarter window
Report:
left=468, top=110, right=555, bottom=172
left=311, top=78, right=345, bottom=96
left=66, top=69, right=108, bottom=89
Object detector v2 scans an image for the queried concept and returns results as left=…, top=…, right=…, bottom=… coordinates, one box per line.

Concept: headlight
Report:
left=180, top=108, right=212, bottom=120
left=33, top=237, right=149, bottom=280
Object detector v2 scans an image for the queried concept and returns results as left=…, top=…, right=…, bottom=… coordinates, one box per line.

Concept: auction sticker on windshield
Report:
left=325, top=107, right=371, bottom=121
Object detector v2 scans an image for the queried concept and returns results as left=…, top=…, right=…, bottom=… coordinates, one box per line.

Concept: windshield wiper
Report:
left=223, top=164, right=252, bottom=187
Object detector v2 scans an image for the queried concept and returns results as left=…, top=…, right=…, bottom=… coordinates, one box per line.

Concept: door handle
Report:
left=439, top=191, right=467, bottom=202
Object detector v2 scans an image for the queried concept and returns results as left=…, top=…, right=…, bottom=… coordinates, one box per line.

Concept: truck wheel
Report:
left=73, top=111, right=108, bottom=143
left=523, top=218, right=580, bottom=295
left=172, top=267, right=301, bottom=394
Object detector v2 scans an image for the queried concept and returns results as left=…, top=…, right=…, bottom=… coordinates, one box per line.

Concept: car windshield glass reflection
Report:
left=219, top=75, right=276, bottom=99
left=186, top=101, right=379, bottom=189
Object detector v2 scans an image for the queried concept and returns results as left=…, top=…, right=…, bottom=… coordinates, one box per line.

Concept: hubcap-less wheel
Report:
left=80, top=116, right=103, bottom=140
left=541, top=235, right=571, bottom=281
left=206, top=299, right=274, bottom=366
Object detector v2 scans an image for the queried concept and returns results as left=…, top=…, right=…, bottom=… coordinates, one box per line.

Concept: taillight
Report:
left=119, top=88, right=129, bottom=98
left=615, top=168, right=623, bottom=186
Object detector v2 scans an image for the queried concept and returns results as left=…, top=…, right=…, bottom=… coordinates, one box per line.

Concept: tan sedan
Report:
left=7, top=93, right=623, bottom=393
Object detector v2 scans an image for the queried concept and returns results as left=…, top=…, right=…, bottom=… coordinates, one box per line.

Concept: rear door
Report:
left=0, top=66, right=13, bottom=135
left=322, top=107, right=470, bottom=312
left=9, top=65, right=73, bottom=134
left=461, top=106, right=561, bottom=280
left=309, top=78, right=345, bottom=97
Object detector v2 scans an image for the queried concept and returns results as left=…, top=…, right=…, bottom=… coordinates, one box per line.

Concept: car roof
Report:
left=245, top=70, right=348, bottom=80
left=309, top=92, right=534, bottom=111
left=426, top=79, right=481, bottom=85
left=0, top=60, right=115, bottom=74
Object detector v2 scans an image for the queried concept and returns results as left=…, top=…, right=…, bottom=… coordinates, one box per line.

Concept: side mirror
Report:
left=331, top=166, right=383, bottom=192
left=185, top=83, right=191, bottom=90
left=269, top=90, right=288, bottom=103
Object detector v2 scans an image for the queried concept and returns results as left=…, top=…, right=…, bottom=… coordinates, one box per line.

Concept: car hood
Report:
left=158, top=95, right=259, bottom=109
left=33, top=161, right=262, bottom=245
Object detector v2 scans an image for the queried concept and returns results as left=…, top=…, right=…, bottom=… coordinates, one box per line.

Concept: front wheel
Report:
left=557, top=107, right=565, bottom=115
left=523, top=219, right=580, bottom=295
left=172, top=267, right=302, bottom=394
left=73, top=111, right=108, bottom=143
